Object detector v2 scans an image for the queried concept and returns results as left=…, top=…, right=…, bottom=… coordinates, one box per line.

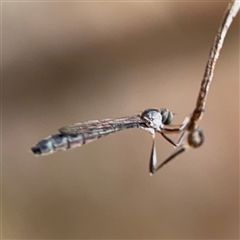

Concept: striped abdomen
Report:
left=31, top=116, right=142, bottom=155
left=31, top=134, right=89, bottom=155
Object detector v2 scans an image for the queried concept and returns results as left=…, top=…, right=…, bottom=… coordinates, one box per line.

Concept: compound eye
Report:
left=165, top=112, right=173, bottom=125
left=160, top=108, right=173, bottom=125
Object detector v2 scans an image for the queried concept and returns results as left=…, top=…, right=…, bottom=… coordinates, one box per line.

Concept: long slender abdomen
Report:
left=31, top=118, right=142, bottom=156
left=31, top=133, right=86, bottom=155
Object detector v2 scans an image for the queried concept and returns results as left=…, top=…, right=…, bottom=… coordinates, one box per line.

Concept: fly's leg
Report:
left=154, top=145, right=187, bottom=173
left=160, top=130, right=187, bottom=147
left=149, top=133, right=157, bottom=175
left=161, top=116, right=190, bottom=133
left=149, top=117, right=190, bottom=174
left=157, top=116, right=189, bottom=147
left=149, top=138, right=187, bottom=175
left=151, top=128, right=205, bottom=174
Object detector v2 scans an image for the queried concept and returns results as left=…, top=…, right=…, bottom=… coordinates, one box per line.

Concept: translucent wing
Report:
left=32, top=115, right=144, bottom=156
left=58, top=115, right=143, bottom=136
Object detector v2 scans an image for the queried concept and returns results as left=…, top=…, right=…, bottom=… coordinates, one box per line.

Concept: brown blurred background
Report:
left=2, top=1, right=239, bottom=239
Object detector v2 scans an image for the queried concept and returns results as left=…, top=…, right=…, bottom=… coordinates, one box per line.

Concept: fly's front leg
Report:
left=157, top=116, right=189, bottom=147
left=161, top=116, right=190, bottom=133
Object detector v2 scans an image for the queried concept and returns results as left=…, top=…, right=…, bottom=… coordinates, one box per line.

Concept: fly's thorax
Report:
left=141, top=108, right=163, bottom=131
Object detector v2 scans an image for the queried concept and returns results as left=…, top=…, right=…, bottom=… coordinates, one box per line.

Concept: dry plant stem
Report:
left=155, top=0, right=240, bottom=172
left=189, top=0, right=240, bottom=130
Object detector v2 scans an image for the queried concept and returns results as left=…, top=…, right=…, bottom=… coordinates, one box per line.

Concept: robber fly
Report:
left=31, top=108, right=188, bottom=174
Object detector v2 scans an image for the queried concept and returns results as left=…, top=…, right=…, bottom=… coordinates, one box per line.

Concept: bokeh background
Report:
left=2, top=1, right=239, bottom=239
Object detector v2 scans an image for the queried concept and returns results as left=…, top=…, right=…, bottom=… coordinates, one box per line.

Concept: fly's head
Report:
left=141, top=108, right=173, bottom=132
